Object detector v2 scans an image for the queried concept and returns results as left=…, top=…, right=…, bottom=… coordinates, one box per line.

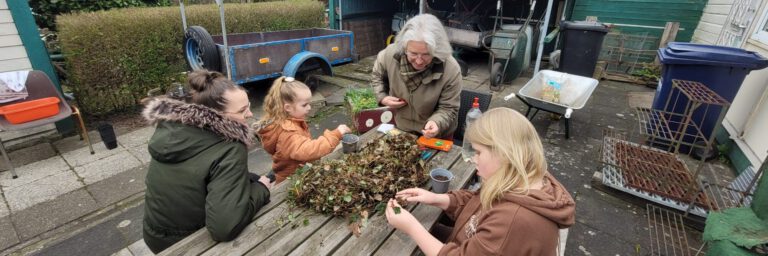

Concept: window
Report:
left=753, top=4, right=768, bottom=43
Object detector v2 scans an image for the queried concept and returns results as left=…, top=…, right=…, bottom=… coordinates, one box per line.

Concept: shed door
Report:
left=717, top=0, right=760, bottom=47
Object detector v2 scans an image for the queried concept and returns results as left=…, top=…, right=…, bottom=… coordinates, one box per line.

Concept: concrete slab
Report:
left=247, top=148, right=274, bottom=175
left=0, top=124, right=56, bottom=142
left=127, top=145, right=150, bottom=165
left=52, top=130, right=102, bottom=154
left=0, top=216, right=19, bottom=252
left=60, top=142, right=126, bottom=168
left=0, top=194, right=7, bottom=218
left=0, top=125, right=60, bottom=152
left=0, top=156, right=70, bottom=190
left=115, top=205, right=145, bottom=249
left=574, top=189, right=647, bottom=242
left=627, top=91, right=654, bottom=109
left=565, top=222, right=638, bottom=256
left=12, top=189, right=98, bottom=240
left=74, top=152, right=142, bottom=185
left=4, top=171, right=83, bottom=212
left=127, top=239, right=153, bottom=256
left=317, top=73, right=363, bottom=88
left=310, top=111, right=347, bottom=136
left=325, top=89, right=346, bottom=106
left=117, top=127, right=154, bottom=149
left=87, top=166, right=147, bottom=208
left=308, top=93, right=327, bottom=118
left=25, top=210, right=128, bottom=256
left=0, top=142, right=57, bottom=171
left=112, top=248, right=133, bottom=256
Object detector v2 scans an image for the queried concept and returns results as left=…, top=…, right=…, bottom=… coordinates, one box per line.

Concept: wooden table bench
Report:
left=159, top=128, right=476, bottom=256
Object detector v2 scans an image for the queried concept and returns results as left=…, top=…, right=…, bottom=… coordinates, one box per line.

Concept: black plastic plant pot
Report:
left=98, top=123, right=118, bottom=150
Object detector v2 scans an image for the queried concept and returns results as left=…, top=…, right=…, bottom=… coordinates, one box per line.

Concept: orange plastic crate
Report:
left=0, top=97, right=60, bottom=124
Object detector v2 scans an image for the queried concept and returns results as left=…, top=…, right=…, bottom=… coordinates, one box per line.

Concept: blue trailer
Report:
left=181, top=1, right=355, bottom=88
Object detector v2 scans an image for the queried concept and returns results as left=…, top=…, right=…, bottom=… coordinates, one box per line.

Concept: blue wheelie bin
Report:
left=655, top=42, right=768, bottom=154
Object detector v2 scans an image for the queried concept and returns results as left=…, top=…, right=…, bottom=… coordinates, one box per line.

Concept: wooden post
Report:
left=654, top=22, right=680, bottom=64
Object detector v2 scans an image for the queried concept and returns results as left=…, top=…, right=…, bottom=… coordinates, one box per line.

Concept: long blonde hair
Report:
left=465, top=107, right=547, bottom=210
left=256, top=76, right=310, bottom=127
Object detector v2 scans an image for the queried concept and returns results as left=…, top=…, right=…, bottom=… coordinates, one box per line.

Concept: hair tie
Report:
left=284, top=77, right=295, bottom=82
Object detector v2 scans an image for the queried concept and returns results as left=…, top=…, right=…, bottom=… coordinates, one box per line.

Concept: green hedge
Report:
left=58, top=1, right=324, bottom=115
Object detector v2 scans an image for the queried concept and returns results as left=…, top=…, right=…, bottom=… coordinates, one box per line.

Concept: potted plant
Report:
left=344, top=88, right=396, bottom=133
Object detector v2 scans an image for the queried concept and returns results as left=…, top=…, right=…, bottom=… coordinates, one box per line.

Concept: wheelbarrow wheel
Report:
left=490, top=62, right=503, bottom=91
left=184, top=26, right=221, bottom=72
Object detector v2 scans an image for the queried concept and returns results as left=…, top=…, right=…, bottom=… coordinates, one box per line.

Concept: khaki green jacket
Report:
left=371, top=44, right=462, bottom=138
left=142, top=98, right=270, bottom=253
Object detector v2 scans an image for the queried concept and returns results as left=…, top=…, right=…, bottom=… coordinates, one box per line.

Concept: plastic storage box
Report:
left=0, top=97, right=60, bottom=124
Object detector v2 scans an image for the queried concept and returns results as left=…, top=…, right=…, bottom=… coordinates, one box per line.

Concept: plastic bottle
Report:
left=462, top=97, right=482, bottom=162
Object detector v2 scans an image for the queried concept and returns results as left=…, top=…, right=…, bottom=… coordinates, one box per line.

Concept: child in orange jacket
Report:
left=254, top=77, right=351, bottom=184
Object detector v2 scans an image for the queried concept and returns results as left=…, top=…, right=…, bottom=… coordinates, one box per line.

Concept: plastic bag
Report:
left=542, top=78, right=562, bottom=103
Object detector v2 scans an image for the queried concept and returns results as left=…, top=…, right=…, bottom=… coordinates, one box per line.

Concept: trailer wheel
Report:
left=295, top=60, right=326, bottom=92
left=301, top=73, right=321, bottom=92
left=490, top=62, right=503, bottom=91
left=184, top=26, right=221, bottom=72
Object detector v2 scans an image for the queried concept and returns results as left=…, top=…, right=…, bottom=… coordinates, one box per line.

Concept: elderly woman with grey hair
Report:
left=372, top=14, right=462, bottom=139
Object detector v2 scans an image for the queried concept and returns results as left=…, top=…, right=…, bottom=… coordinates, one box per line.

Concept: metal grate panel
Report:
left=601, top=137, right=711, bottom=217
left=647, top=204, right=691, bottom=256
left=671, top=80, right=730, bottom=107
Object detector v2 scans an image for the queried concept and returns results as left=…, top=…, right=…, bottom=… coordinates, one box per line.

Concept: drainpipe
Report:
left=738, top=82, right=768, bottom=139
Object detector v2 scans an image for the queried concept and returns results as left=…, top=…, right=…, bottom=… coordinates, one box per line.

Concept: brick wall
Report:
left=342, top=17, right=390, bottom=58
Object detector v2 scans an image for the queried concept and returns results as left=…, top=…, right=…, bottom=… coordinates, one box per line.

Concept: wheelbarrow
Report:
left=504, top=70, right=598, bottom=139
left=488, top=0, right=536, bottom=91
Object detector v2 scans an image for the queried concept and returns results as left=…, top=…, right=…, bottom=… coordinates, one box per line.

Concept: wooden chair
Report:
left=0, top=70, right=93, bottom=179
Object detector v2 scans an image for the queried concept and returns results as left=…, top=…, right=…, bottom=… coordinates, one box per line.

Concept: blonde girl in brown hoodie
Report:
left=254, top=77, right=351, bottom=184
left=386, top=107, right=576, bottom=256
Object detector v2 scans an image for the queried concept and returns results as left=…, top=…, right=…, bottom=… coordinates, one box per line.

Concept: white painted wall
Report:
left=723, top=1, right=768, bottom=168
left=692, top=0, right=733, bottom=44
left=0, top=0, right=32, bottom=73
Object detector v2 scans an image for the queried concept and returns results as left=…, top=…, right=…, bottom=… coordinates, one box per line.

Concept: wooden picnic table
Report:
left=159, top=128, right=477, bottom=256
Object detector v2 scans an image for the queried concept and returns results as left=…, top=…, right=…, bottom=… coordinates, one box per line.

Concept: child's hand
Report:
left=396, top=188, right=436, bottom=205
left=385, top=199, right=419, bottom=233
left=336, top=124, right=351, bottom=134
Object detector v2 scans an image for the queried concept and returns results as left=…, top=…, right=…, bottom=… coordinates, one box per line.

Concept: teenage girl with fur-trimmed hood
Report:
left=142, top=70, right=271, bottom=253
left=254, top=77, right=351, bottom=184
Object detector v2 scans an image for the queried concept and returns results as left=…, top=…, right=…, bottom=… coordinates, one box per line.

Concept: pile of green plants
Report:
left=287, top=134, right=428, bottom=235
left=345, top=88, right=379, bottom=113
left=57, top=1, right=323, bottom=115
left=633, top=62, right=661, bottom=84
